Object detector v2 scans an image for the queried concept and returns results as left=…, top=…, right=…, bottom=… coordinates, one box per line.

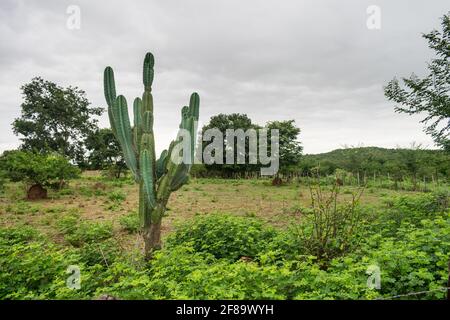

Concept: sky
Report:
left=0, top=0, right=448, bottom=154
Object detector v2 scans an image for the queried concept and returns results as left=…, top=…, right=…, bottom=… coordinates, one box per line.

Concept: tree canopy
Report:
left=84, top=128, right=126, bottom=177
left=266, top=120, right=303, bottom=175
left=201, top=114, right=302, bottom=176
left=12, top=77, right=103, bottom=164
left=384, top=13, right=450, bottom=151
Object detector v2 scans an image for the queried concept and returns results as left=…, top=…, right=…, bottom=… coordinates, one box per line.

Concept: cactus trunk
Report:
left=103, top=52, right=199, bottom=259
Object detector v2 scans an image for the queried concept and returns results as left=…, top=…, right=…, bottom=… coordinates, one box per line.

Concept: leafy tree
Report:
left=0, top=150, right=80, bottom=199
left=201, top=113, right=261, bottom=176
left=384, top=13, right=450, bottom=151
left=12, top=77, right=103, bottom=164
left=84, top=128, right=126, bottom=178
left=266, top=120, right=303, bottom=176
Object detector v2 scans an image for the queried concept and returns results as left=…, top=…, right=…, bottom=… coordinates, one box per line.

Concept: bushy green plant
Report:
left=0, top=227, right=80, bottom=299
left=376, top=190, right=449, bottom=236
left=119, top=212, right=140, bottom=234
left=293, top=183, right=367, bottom=265
left=78, top=239, right=121, bottom=267
left=57, top=214, right=113, bottom=247
left=0, top=150, right=80, bottom=193
left=167, top=213, right=277, bottom=261
left=108, top=190, right=127, bottom=202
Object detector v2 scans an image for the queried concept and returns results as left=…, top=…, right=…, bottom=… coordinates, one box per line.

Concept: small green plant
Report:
left=57, top=213, right=113, bottom=247
left=119, top=212, right=140, bottom=234
left=79, top=239, right=121, bottom=266
left=108, top=190, right=127, bottom=202
left=64, top=221, right=114, bottom=247
left=5, top=201, right=41, bottom=215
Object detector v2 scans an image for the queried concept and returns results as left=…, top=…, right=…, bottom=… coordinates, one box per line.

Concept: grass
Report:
left=0, top=171, right=446, bottom=251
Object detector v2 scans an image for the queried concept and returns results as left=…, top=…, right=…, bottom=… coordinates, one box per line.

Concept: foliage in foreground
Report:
left=0, top=190, right=448, bottom=300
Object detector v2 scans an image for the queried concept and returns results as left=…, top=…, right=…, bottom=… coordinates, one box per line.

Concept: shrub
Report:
left=0, top=150, right=80, bottom=194
left=167, top=213, right=277, bottom=261
left=0, top=227, right=82, bottom=299
left=108, top=190, right=127, bottom=202
left=78, top=239, right=121, bottom=266
left=57, top=214, right=114, bottom=247
left=376, top=191, right=450, bottom=237
left=65, top=222, right=114, bottom=247
left=293, top=183, right=368, bottom=265
left=0, top=226, right=40, bottom=245
left=119, top=212, right=140, bottom=234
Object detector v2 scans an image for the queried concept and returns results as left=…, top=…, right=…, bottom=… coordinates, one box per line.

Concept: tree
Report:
left=266, top=120, right=303, bottom=177
left=201, top=113, right=261, bottom=176
left=85, top=128, right=126, bottom=178
left=384, top=13, right=450, bottom=151
left=0, top=150, right=80, bottom=199
left=12, top=77, right=103, bottom=164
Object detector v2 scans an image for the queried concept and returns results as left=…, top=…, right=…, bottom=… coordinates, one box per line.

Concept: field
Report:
left=0, top=172, right=427, bottom=247
left=1, top=172, right=449, bottom=300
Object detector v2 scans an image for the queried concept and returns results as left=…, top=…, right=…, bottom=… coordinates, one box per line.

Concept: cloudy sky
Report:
left=0, top=0, right=448, bottom=154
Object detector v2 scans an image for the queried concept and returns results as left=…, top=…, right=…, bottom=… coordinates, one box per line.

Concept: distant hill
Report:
left=300, top=147, right=450, bottom=179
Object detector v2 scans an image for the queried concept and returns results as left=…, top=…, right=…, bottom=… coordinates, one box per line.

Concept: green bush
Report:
left=78, top=239, right=121, bottom=266
left=65, top=222, right=114, bottom=247
left=0, top=150, right=80, bottom=189
left=119, top=212, right=140, bottom=234
left=0, top=227, right=81, bottom=299
left=167, top=213, right=277, bottom=261
left=376, top=191, right=449, bottom=237
left=108, top=190, right=127, bottom=202
left=57, top=214, right=114, bottom=247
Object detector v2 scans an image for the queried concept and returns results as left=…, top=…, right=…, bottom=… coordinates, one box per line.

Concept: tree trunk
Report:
left=143, top=219, right=162, bottom=260
left=139, top=182, right=168, bottom=260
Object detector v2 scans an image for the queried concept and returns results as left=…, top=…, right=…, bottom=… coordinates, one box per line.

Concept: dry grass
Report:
left=0, top=171, right=424, bottom=250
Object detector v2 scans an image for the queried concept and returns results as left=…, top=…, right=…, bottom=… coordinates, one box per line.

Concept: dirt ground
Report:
left=0, top=171, right=423, bottom=250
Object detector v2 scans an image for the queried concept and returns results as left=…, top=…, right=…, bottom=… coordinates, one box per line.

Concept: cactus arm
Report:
left=143, top=52, right=155, bottom=90
left=140, top=148, right=156, bottom=208
left=104, top=67, right=117, bottom=135
left=111, top=95, right=139, bottom=180
left=156, top=149, right=168, bottom=179
left=133, top=98, right=143, bottom=153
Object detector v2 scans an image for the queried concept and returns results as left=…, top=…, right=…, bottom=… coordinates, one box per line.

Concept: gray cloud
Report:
left=0, top=0, right=448, bottom=154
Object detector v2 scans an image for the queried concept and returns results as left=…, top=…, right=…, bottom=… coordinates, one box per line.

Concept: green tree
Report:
left=266, top=120, right=303, bottom=176
left=384, top=13, right=450, bottom=151
left=12, top=77, right=103, bottom=164
left=201, top=113, right=261, bottom=176
left=85, top=128, right=126, bottom=178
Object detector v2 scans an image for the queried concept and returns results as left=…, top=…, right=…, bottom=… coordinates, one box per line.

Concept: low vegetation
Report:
left=0, top=173, right=448, bottom=300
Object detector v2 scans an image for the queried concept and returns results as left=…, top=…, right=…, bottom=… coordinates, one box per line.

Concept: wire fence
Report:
left=375, top=287, right=450, bottom=300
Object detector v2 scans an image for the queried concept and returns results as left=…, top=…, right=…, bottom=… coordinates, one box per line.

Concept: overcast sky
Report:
left=0, top=0, right=448, bottom=154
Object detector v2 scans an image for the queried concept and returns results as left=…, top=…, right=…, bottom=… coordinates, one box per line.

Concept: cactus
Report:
left=103, top=52, right=199, bottom=259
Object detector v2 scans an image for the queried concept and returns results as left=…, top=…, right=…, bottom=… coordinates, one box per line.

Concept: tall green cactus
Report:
left=103, top=52, right=199, bottom=259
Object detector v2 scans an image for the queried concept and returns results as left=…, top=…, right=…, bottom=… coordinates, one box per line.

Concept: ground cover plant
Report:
left=0, top=171, right=448, bottom=300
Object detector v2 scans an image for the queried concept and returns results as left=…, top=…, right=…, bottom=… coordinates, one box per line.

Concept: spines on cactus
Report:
left=103, top=52, right=199, bottom=259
